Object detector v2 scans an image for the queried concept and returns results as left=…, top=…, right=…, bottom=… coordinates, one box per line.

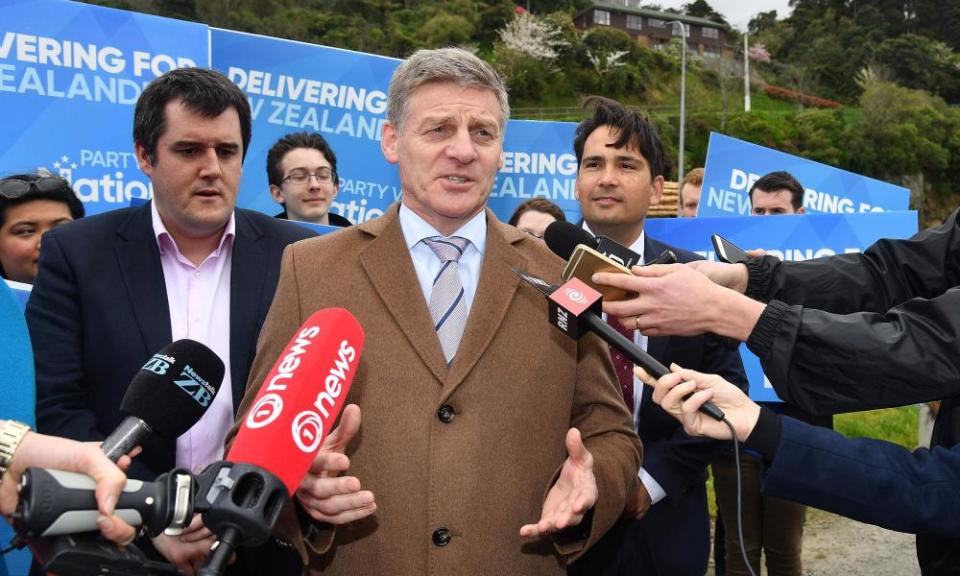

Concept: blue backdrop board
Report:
left=0, top=0, right=209, bottom=215
left=210, top=28, right=582, bottom=224
left=491, top=120, right=580, bottom=223
left=698, top=133, right=911, bottom=218
left=645, top=211, right=918, bottom=401
left=210, top=28, right=401, bottom=223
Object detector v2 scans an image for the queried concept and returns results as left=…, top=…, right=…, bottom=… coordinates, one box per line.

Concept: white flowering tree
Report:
left=493, top=12, right=570, bottom=99
left=498, top=12, right=568, bottom=62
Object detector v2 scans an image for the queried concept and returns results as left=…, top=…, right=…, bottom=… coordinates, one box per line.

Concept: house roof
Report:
left=573, top=2, right=727, bottom=30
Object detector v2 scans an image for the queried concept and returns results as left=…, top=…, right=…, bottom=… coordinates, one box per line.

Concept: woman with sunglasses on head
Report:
left=0, top=173, right=84, bottom=284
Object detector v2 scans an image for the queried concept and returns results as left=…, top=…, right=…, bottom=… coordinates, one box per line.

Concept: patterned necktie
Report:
left=423, top=236, right=470, bottom=365
left=606, top=315, right=635, bottom=410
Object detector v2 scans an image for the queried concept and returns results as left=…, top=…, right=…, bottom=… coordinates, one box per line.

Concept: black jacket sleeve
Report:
left=742, top=209, right=960, bottom=414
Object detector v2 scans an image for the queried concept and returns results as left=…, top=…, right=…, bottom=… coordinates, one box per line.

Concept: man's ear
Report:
left=269, top=185, right=285, bottom=205
left=796, top=206, right=806, bottom=214
left=650, top=175, right=665, bottom=205
left=134, top=143, right=153, bottom=177
left=381, top=122, right=399, bottom=164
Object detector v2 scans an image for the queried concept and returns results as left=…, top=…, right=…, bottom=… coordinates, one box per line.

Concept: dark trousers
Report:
left=713, top=451, right=805, bottom=576
left=569, top=482, right=710, bottom=576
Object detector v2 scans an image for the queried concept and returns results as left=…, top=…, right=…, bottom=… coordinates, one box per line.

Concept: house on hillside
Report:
left=573, top=1, right=733, bottom=60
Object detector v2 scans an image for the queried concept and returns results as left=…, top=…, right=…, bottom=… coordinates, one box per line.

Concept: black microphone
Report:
left=514, top=269, right=725, bottom=422
left=24, top=340, right=225, bottom=576
left=544, top=220, right=676, bottom=268
left=102, top=339, right=225, bottom=461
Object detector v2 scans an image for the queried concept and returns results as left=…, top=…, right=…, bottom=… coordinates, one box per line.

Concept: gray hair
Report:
left=387, top=47, right=510, bottom=132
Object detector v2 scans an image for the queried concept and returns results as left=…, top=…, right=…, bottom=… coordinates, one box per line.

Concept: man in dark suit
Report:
left=26, top=67, right=314, bottom=573
left=568, top=97, right=748, bottom=576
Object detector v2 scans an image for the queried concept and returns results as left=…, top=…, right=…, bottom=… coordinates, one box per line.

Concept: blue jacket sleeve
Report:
left=763, top=416, right=960, bottom=536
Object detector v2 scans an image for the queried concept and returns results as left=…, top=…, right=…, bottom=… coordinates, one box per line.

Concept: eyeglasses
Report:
left=280, top=168, right=335, bottom=186
left=0, top=176, right=71, bottom=200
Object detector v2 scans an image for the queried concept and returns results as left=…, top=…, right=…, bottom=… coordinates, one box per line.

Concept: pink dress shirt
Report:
left=151, top=203, right=235, bottom=474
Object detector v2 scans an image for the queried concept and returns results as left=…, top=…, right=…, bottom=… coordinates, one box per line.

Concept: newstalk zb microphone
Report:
left=102, top=339, right=225, bottom=461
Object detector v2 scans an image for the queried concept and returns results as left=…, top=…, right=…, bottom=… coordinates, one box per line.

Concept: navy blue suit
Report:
left=765, top=416, right=960, bottom=537
left=27, top=203, right=315, bottom=480
left=570, top=236, right=748, bottom=576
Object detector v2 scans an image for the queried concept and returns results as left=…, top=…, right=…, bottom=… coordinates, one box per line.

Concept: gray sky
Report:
left=654, top=0, right=793, bottom=30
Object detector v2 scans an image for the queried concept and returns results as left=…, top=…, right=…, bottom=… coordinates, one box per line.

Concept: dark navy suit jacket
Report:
left=26, top=203, right=315, bottom=480
left=571, top=235, right=748, bottom=576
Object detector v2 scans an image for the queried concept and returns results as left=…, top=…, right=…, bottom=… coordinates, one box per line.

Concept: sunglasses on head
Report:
left=0, top=176, right=71, bottom=200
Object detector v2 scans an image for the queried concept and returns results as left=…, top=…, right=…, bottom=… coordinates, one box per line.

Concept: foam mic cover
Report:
left=228, top=308, right=364, bottom=494
left=101, top=340, right=225, bottom=462
left=544, top=220, right=598, bottom=261
left=120, top=339, right=226, bottom=439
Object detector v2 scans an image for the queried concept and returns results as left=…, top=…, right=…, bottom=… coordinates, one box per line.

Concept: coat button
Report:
left=432, top=527, right=451, bottom=547
left=437, top=405, right=456, bottom=423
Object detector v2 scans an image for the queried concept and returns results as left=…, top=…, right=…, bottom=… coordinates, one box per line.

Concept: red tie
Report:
left=605, top=315, right=635, bottom=410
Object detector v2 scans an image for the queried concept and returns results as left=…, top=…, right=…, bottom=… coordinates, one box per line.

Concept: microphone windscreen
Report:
left=229, top=308, right=365, bottom=494
left=544, top=220, right=597, bottom=261
left=120, top=339, right=226, bottom=439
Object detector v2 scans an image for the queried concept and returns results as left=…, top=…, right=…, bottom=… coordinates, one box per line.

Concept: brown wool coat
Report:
left=231, top=205, right=641, bottom=575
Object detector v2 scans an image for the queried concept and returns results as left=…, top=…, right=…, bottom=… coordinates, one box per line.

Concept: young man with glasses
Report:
left=266, top=132, right=351, bottom=227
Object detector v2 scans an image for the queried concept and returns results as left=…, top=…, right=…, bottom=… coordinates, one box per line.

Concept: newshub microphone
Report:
left=195, top=308, right=365, bottom=576
left=101, top=339, right=226, bottom=461
left=543, top=220, right=677, bottom=301
left=544, top=220, right=678, bottom=269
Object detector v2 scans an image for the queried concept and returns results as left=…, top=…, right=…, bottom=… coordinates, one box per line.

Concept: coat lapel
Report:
left=445, top=211, right=525, bottom=391
left=229, top=210, right=268, bottom=411
left=114, top=204, right=172, bottom=361
left=358, top=206, right=451, bottom=383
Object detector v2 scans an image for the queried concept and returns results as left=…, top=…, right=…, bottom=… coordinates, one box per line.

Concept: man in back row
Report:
left=230, top=47, right=641, bottom=575
left=267, top=131, right=352, bottom=227
left=27, top=67, right=314, bottom=573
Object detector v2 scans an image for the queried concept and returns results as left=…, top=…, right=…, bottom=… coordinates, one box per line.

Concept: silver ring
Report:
left=635, top=316, right=641, bottom=331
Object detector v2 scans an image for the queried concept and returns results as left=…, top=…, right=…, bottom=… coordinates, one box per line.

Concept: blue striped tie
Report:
left=424, top=236, right=470, bottom=365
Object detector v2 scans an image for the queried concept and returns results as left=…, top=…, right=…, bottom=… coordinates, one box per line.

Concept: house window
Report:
left=672, top=23, right=690, bottom=37
left=594, top=9, right=610, bottom=26
left=702, top=26, right=719, bottom=39
left=648, top=18, right=664, bottom=28
left=626, top=15, right=642, bottom=30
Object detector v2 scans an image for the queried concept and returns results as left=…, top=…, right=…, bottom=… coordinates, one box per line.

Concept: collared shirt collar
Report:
left=398, top=204, right=487, bottom=255
left=151, top=201, right=236, bottom=262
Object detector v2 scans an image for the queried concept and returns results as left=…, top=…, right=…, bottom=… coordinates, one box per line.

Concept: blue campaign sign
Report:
left=645, top=211, right=918, bottom=401
left=698, top=133, right=910, bottom=218
left=211, top=28, right=580, bottom=225
left=0, top=0, right=208, bottom=215
left=211, top=28, right=400, bottom=224
left=490, top=120, right=580, bottom=223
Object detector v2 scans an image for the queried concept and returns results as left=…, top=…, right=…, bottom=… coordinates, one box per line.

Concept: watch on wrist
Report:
left=0, top=420, right=32, bottom=479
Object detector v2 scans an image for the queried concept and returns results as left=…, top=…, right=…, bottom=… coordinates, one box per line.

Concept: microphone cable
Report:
left=723, top=416, right=757, bottom=576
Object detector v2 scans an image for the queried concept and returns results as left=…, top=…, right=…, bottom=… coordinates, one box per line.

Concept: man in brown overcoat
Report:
left=232, top=47, right=641, bottom=576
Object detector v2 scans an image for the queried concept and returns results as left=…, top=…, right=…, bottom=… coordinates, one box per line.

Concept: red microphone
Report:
left=197, top=308, right=365, bottom=576
left=228, top=307, right=365, bottom=493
